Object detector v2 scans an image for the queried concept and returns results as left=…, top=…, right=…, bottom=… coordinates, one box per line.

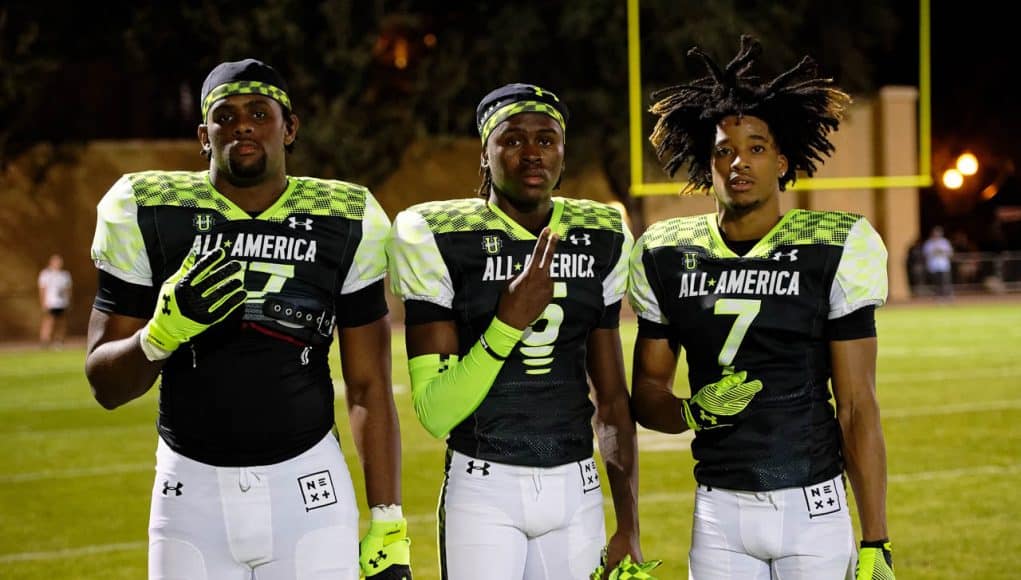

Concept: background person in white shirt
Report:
left=38, top=253, right=72, bottom=347
left=922, top=226, right=954, bottom=298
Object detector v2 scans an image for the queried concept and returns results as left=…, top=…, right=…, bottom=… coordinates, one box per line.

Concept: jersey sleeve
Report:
left=386, top=209, right=455, bottom=309
left=829, top=217, right=888, bottom=319
left=91, top=175, right=152, bottom=286
left=340, top=190, right=391, bottom=295
left=627, top=232, right=668, bottom=325
left=603, top=219, right=634, bottom=307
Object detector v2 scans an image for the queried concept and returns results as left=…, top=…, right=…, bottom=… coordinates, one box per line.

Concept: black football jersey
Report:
left=91, top=171, right=390, bottom=466
left=629, top=210, right=887, bottom=490
left=388, top=197, right=632, bottom=467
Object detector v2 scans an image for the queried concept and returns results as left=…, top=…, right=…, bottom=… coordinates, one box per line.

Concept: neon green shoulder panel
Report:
left=128, top=171, right=239, bottom=216
left=763, top=209, right=860, bottom=250
left=555, top=197, right=624, bottom=235
left=642, top=214, right=720, bottom=253
left=409, top=198, right=529, bottom=239
left=267, top=176, right=369, bottom=222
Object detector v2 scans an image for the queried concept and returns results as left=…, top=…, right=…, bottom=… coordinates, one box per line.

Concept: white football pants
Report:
left=440, top=450, right=606, bottom=580
left=689, top=473, right=855, bottom=580
left=148, top=433, right=359, bottom=580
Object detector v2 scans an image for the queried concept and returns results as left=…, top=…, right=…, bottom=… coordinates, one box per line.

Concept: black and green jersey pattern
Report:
left=388, top=197, right=631, bottom=467
left=629, top=209, right=887, bottom=490
left=91, top=171, right=390, bottom=466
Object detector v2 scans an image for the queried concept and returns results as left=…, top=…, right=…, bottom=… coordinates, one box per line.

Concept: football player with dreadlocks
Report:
left=628, top=36, right=895, bottom=579
left=85, top=59, right=410, bottom=580
left=387, top=83, right=659, bottom=580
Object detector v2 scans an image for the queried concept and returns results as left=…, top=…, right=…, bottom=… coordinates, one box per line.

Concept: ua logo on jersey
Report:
left=193, top=213, right=215, bottom=232
left=466, top=460, right=491, bottom=476
left=569, top=233, right=591, bottom=246
left=162, top=480, right=183, bottom=496
left=482, top=235, right=502, bottom=256
left=772, top=249, right=799, bottom=262
left=287, top=217, right=314, bottom=231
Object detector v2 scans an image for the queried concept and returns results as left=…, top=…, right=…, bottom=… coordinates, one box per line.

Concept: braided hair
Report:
left=649, top=35, right=851, bottom=194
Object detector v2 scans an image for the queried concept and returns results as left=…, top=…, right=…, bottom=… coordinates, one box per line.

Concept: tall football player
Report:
left=629, top=36, right=895, bottom=580
left=387, top=84, right=659, bottom=580
left=85, top=59, right=410, bottom=580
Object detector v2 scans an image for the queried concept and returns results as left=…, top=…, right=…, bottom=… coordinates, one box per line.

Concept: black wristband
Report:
left=479, top=333, right=507, bottom=360
left=860, top=538, right=890, bottom=549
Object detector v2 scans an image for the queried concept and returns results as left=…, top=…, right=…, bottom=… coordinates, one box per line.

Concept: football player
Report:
left=85, top=59, right=410, bottom=580
left=387, top=83, right=658, bottom=580
left=629, top=36, right=895, bottom=579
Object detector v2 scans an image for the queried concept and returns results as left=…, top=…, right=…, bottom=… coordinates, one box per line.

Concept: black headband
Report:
left=476, top=83, right=569, bottom=143
left=200, top=59, right=291, bottom=119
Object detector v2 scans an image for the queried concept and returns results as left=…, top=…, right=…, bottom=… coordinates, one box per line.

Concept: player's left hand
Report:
left=590, top=550, right=661, bottom=580
left=855, top=539, right=894, bottom=580
left=359, top=518, right=412, bottom=579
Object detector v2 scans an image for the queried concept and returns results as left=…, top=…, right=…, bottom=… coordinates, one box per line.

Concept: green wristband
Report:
left=482, top=317, right=524, bottom=360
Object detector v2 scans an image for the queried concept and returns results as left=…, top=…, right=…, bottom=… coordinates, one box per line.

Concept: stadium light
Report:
left=942, top=168, right=964, bottom=189
left=956, top=152, right=979, bottom=176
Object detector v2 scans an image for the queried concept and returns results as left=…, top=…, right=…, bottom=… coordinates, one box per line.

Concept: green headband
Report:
left=479, top=101, right=567, bottom=144
left=201, top=81, right=292, bottom=119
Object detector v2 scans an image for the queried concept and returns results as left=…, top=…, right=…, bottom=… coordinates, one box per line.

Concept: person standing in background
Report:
left=922, top=226, right=954, bottom=299
left=38, top=253, right=72, bottom=348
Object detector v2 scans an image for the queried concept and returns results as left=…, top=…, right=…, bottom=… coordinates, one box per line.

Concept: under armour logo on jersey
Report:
left=162, top=481, right=183, bottom=496
left=569, top=233, right=591, bottom=246
left=482, top=235, right=503, bottom=255
left=161, top=295, right=172, bottom=315
left=772, top=249, right=799, bottom=262
left=466, top=460, right=491, bottom=476
left=287, top=217, right=314, bottom=231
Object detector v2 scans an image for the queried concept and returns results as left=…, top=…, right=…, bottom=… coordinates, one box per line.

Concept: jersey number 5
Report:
left=520, top=282, right=567, bottom=375
left=714, top=298, right=761, bottom=371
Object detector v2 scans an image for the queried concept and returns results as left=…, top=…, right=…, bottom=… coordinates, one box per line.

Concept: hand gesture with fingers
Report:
left=496, top=227, right=559, bottom=330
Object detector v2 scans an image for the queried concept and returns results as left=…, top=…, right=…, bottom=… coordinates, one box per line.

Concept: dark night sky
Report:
left=928, top=2, right=1014, bottom=169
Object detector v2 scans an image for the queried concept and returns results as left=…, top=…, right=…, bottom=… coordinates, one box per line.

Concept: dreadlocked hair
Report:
left=649, top=35, right=851, bottom=194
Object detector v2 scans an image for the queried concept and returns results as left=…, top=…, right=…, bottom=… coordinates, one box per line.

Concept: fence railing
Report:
left=909, top=250, right=1021, bottom=295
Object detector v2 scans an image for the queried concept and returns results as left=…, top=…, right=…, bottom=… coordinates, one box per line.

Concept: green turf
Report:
left=2, top=302, right=1020, bottom=579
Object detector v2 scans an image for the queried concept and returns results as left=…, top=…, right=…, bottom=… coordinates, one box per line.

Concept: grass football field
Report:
left=1, top=301, right=1020, bottom=579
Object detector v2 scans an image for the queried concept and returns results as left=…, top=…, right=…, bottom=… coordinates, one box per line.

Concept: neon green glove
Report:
left=140, top=247, right=247, bottom=361
left=590, top=553, right=662, bottom=580
left=359, top=519, right=412, bottom=579
left=856, top=539, right=895, bottom=580
left=681, top=370, right=763, bottom=431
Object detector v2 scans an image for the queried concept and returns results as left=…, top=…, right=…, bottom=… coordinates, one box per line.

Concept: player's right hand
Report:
left=590, top=553, right=661, bottom=580
left=142, top=247, right=247, bottom=359
left=497, top=227, right=559, bottom=330
left=681, top=370, right=763, bottom=431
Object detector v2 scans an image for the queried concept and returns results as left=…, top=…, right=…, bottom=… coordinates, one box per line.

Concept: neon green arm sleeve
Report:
left=407, top=318, right=523, bottom=439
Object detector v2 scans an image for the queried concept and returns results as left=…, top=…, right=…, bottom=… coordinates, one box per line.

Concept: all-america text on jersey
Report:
left=190, top=231, right=318, bottom=263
